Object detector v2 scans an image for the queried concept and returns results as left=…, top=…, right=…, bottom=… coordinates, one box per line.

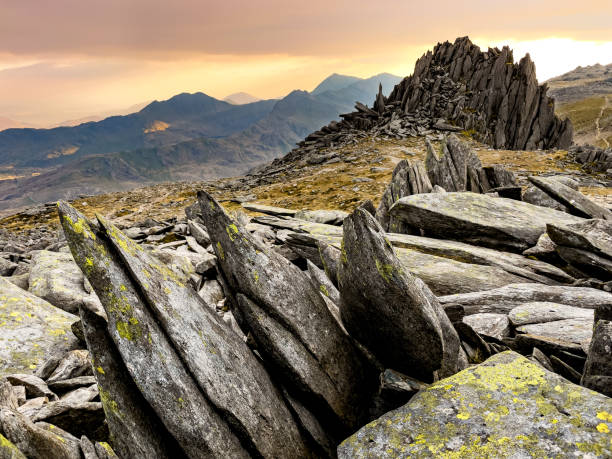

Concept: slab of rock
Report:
left=59, top=203, right=251, bottom=458
left=295, top=209, right=348, bottom=226
left=46, top=350, right=91, bottom=384
left=30, top=401, right=104, bottom=439
left=198, top=191, right=375, bottom=436
left=0, top=277, right=77, bottom=375
left=582, top=319, right=612, bottom=397
left=48, top=376, right=96, bottom=392
left=28, top=250, right=99, bottom=314
left=60, top=385, right=99, bottom=404
left=78, top=299, right=179, bottom=458
left=390, top=192, right=584, bottom=252
left=241, top=203, right=297, bottom=216
left=439, top=283, right=612, bottom=316
left=5, top=375, right=56, bottom=401
left=339, top=208, right=465, bottom=381
left=0, top=408, right=81, bottom=459
left=516, top=318, right=593, bottom=347
left=338, top=351, right=612, bottom=458
left=529, top=175, right=612, bottom=220
left=509, top=302, right=594, bottom=326
left=462, top=313, right=510, bottom=340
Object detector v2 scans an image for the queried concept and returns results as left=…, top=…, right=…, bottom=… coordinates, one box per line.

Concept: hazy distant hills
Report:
left=550, top=63, right=612, bottom=148
left=223, top=92, right=262, bottom=105
left=0, top=116, right=36, bottom=131
left=0, top=72, right=401, bottom=209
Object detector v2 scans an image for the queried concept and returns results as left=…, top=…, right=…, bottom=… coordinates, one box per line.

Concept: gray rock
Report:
left=47, top=376, right=96, bottom=392
left=0, top=408, right=81, bottom=459
left=339, top=208, right=465, bottom=381
left=94, top=442, right=118, bottom=458
left=295, top=209, right=348, bottom=226
left=46, top=350, right=92, bottom=384
left=79, top=436, right=98, bottom=459
left=582, top=319, right=612, bottom=397
left=390, top=192, right=584, bottom=252
left=60, top=384, right=99, bottom=404
left=28, top=250, right=100, bottom=314
left=462, top=313, right=510, bottom=340
left=509, top=302, right=594, bottom=326
left=0, top=278, right=78, bottom=376
left=17, top=397, right=47, bottom=418
left=0, top=380, right=19, bottom=411
left=198, top=191, right=375, bottom=436
left=439, top=283, right=612, bottom=316
left=0, top=432, right=26, bottom=458
left=61, top=202, right=311, bottom=458
left=5, top=375, right=57, bottom=401
left=529, top=175, right=612, bottom=220
left=78, top=297, right=178, bottom=459
left=0, top=258, right=17, bottom=277
left=5, top=274, right=29, bottom=291
left=424, top=135, right=481, bottom=192
left=516, top=318, right=593, bottom=347
left=338, top=352, right=612, bottom=458
left=187, top=220, right=210, bottom=246
left=197, top=279, right=225, bottom=308
left=241, top=203, right=298, bottom=216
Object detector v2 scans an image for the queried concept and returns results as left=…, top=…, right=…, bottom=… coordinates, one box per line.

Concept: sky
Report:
left=1, top=0, right=611, bottom=126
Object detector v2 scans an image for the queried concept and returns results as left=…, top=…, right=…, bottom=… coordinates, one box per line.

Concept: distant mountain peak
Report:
left=223, top=92, right=262, bottom=105
left=311, top=74, right=362, bottom=95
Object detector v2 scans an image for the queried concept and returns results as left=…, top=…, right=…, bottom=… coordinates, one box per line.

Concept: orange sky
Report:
left=1, top=0, right=611, bottom=126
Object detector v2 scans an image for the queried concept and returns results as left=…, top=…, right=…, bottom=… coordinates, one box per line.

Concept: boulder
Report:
left=509, top=302, right=594, bottom=326
left=0, top=258, right=17, bottom=277
left=338, top=351, right=612, bottom=458
left=390, top=192, right=584, bottom=252
left=582, top=319, right=612, bottom=397
left=339, top=208, right=465, bottom=381
left=28, top=250, right=100, bottom=315
left=439, top=283, right=612, bottom=316
left=0, top=277, right=78, bottom=375
left=197, top=191, right=376, bottom=436
left=529, top=176, right=612, bottom=220
left=516, top=318, right=593, bottom=348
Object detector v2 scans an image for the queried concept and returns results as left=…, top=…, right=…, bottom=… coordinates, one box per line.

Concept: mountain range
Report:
left=0, top=72, right=401, bottom=210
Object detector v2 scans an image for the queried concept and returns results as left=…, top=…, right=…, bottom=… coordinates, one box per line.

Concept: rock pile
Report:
left=1, top=136, right=612, bottom=457
left=570, top=144, right=612, bottom=175
left=271, top=36, right=572, bottom=170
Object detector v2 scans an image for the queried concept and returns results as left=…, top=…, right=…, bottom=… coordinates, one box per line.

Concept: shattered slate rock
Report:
left=581, top=319, right=612, bottom=397
left=338, top=351, right=612, bottom=458
left=339, top=208, right=465, bottom=381
left=4, top=375, right=57, bottom=401
left=462, top=313, right=510, bottom=340
left=516, top=318, right=593, bottom=348
left=295, top=209, right=348, bottom=226
left=198, top=191, right=376, bottom=436
left=390, top=192, right=584, bottom=252
left=424, top=135, right=482, bottom=193
left=509, top=302, right=594, bottom=326
left=28, top=250, right=100, bottom=315
left=0, top=277, right=78, bottom=375
left=60, top=202, right=311, bottom=458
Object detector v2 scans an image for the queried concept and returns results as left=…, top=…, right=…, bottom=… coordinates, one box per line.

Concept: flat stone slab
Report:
left=462, top=313, right=510, bottom=340
left=338, top=351, right=612, bottom=458
left=241, top=203, right=298, bottom=216
left=389, top=192, right=584, bottom=252
left=0, top=277, right=77, bottom=375
left=509, top=302, right=594, bottom=326
left=516, top=318, right=593, bottom=347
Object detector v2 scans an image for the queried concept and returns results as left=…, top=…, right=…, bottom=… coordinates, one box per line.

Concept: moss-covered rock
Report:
left=338, top=351, right=612, bottom=458
left=0, top=277, right=77, bottom=376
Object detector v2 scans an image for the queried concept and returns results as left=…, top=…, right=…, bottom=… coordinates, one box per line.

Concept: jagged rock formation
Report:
left=274, top=37, right=572, bottom=168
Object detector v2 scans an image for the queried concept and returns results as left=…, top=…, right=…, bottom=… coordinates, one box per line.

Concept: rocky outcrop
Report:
left=339, top=208, right=466, bottom=382
left=338, top=352, right=612, bottom=458
left=582, top=319, right=612, bottom=397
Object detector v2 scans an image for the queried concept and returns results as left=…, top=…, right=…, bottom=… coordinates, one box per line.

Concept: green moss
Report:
left=116, top=320, right=141, bottom=341
left=226, top=224, right=239, bottom=241
left=375, top=259, right=395, bottom=283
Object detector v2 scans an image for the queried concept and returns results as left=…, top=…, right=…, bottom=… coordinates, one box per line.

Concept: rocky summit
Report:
left=0, top=37, right=611, bottom=459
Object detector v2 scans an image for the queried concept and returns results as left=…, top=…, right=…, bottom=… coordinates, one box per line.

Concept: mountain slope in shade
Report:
left=0, top=73, right=402, bottom=210
left=223, top=92, right=262, bottom=105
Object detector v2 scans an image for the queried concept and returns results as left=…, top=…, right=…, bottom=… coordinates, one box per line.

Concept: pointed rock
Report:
left=339, top=208, right=464, bottom=381
left=197, top=190, right=376, bottom=435
left=582, top=319, right=612, bottom=397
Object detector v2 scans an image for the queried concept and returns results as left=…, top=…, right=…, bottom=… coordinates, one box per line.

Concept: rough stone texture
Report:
left=582, top=319, right=612, bottom=397
left=295, top=209, right=348, bottom=226
left=241, top=203, right=297, bottom=216
left=424, top=136, right=482, bottom=193
left=338, top=351, right=612, bottom=458
left=0, top=433, right=27, bottom=459
left=516, top=318, right=593, bottom=347
left=439, top=283, right=612, bottom=316
left=59, top=202, right=311, bottom=458
left=386, top=37, right=573, bottom=150
left=339, top=208, right=465, bottom=382
left=529, top=176, right=612, bottom=220
left=46, top=350, right=91, bottom=384
left=4, top=375, right=56, bottom=401
left=30, top=401, right=105, bottom=439
left=198, top=191, right=376, bottom=437
left=462, top=313, right=510, bottom=340
left=522, top=176, right=579, bottom=212
left=0, top=408, right=81, bottom=459
left=28, top=250, right=100, bottom=315
left=375, top=159, right=432, bottom=231
left=58, top=203, right=251, bottom=458
left=0, top=277, right=77, bottom=376
left=509, top=302, right=594, bottom=326
left=390, top=192, right=584, bottom=252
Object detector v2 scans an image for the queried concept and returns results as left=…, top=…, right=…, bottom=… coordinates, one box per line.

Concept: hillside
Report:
left=0, top=73, right=401, bottom=211
left=550, top=63, right=612, bottom=148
